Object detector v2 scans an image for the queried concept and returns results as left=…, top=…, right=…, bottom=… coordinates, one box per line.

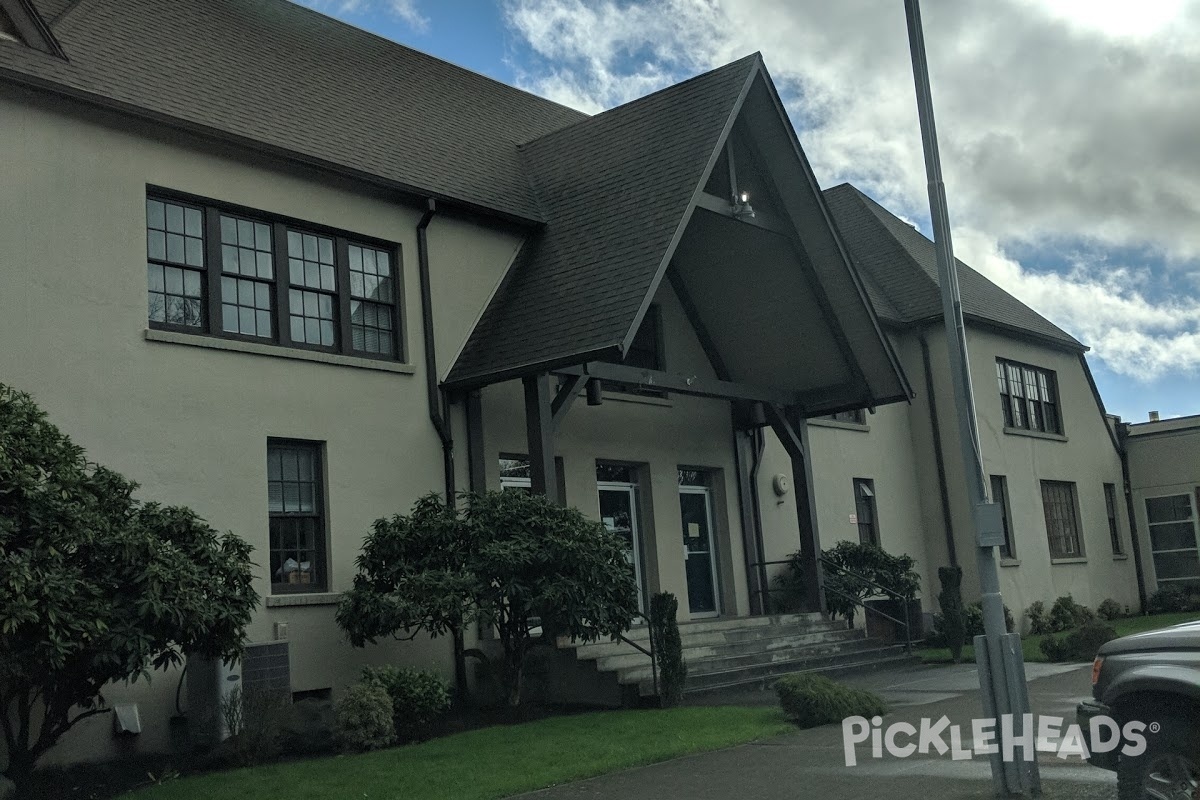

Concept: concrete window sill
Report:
left=806, top=418, right=870, bottom=433
left=266, top=593, right=342, bottom=608
left=1050, top=557, right=1088, bottom=565
left=145, top=329, right=416, bottom=374
left=1003, top=426, right=1068, bottom=443
left=1000, top=558, right=1021, bottom=568
left=1112, top=554, right=1130, bottom=561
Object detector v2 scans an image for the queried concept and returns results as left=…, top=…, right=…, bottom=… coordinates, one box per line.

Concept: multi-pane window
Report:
left=145, top=191, right=402, bottom=361
left=1145, top=494, right=1200, bottom=587
left=990, top=475, right=1015, bottom=559
left=146, top=198, right=204, bottom=328
left=288, top=231, right=337, bottom=347
left=1104, top=483, right=1124, bottom=556
left=997, top=359, right=1061, bottom=434
left=499, top=456, right=532, bottom=493
left=853, top=478, right=878, bottom=547
left=268, top=441, right=326, bottom=594
left=1041, top=480, right=1083, bottom=559
left=220, top=214, right=274, bottom=338
left=348, top=244, right=396, bottom=356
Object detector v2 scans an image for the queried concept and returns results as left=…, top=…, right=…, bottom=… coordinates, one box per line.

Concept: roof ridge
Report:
left=517, top=52, right=761, bottom=149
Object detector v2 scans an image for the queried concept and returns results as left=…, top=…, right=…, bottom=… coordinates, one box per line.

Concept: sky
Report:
left=300, top=0, right=1200, bottom=422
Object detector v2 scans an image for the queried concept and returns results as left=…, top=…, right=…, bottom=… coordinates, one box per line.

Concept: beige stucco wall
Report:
left=925, top=326, right=1139, bottom=624
left=0, top=88, right=524, bottom=765
left=478, top=279, right=754, bottom=621
left=1126, top=423, right=1200, bottom=593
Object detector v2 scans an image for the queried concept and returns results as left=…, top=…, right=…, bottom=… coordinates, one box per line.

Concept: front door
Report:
left=598, top=482, right=644, bottom=612
left=679, top=486, right=719, bottom=617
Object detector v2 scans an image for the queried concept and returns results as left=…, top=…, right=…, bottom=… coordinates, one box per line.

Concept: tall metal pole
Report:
left=903, top=1, right=1040, bottom=795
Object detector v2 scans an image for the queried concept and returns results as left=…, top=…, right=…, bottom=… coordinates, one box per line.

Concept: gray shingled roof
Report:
left=448, top=55, right=761, bottom=384
left=823, top=183, right=1084, bottom=350
left=6, top=0, right=586, bottom=221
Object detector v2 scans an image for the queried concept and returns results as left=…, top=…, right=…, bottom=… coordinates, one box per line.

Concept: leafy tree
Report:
left=0, top=384, right=258, bottom=790
left=338, top=490, right=639, bottom=706
left=777, top=541, right=919, bottom=626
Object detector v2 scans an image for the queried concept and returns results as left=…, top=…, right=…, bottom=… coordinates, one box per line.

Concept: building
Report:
left=0, top=0, right=1156, bottom=769
left=1124, top=413, right=1200, bottom=594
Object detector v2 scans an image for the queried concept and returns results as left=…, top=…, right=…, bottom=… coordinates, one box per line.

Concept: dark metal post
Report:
left=903, top=1, right=1038, bottom=793
left=522, top=373, right=559, bottom=504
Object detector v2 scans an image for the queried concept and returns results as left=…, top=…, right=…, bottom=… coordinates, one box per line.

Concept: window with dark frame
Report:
left=824, top=409, right=866, bottom=425
left=268, top=440, right=327, bottom=594
left=1145, top=494, right=1200, bottom=587
left=145, top=191, right=403, bottom=361
left=996, top=359, right=1061, bottom=435
left=853, top=478, right=878, bottom=547
left=990, top=475, right=1015, bottom=559
left=1041, top=480, right=1083, bottom=559
left=146, top=198, right=205, bottom=329
left=1104, top=483, right=1124, bottom=556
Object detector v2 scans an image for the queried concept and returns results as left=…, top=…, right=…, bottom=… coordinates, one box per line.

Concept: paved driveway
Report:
left=521, top=663, right=1116, bottom=799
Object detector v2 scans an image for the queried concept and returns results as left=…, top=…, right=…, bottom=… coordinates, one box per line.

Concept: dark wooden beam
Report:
left=553, top=362, right=796, bottom=406
left=522, top=373, right=559, bottom=504
left=465, top=389, right=486, bottom=494
left=666, top=265, right=732, bottom=381
left=694, top=191, right=790, bottom=236
left=550, top=374, right=588, bottom=432
left=764, top=404, right=825, bottom=613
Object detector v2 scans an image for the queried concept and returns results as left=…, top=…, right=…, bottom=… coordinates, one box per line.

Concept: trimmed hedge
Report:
left=1039, top=620, right=1118, bottom=663
left=649, top=592, right=687, bottom=708
left=775, top=673, right=887, bottom=728
left=334, top=682, right=396, bottom=752
left=362, top=666, right=451, bottom=742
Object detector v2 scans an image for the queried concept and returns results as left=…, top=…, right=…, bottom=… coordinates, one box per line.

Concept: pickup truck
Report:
left=1077, top=620, right=1200, bottom=799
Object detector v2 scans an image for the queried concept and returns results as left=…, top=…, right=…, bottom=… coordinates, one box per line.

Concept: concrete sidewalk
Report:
left=521, top=663, right=1116, bottom=799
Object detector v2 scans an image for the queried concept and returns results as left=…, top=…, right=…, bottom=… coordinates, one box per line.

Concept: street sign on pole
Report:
left=901, top=1, right=1041, bottom=794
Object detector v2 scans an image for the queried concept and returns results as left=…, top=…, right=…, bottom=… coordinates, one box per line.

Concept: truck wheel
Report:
left=1117, top=714, right=1200, bottom=800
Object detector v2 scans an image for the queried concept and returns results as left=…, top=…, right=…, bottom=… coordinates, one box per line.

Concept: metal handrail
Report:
left=614, top=611, right=658, bottom=702
left=819, top=557, right=915, bottom=654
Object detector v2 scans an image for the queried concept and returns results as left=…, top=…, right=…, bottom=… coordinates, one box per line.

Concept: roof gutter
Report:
left=416, top=199, right=455, bottom=506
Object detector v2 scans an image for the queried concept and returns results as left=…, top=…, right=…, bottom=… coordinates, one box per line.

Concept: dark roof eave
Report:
left=907, top=313, right=1086, bottom=354
left=0, top=68, right=549, bottom=228
left=441, top=345, right=622, bottom=392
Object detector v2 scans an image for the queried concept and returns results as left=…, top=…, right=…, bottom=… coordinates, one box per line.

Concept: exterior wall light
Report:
left=732, top=191, right=755, bottom=220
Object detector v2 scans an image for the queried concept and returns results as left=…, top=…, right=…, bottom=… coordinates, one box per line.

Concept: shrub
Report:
left=937, top=567, right=966, bottom=662
left=1097, top=598, right=1123, bottom=621
left=334, top=682, right=395, bottom=752
left=0, top=384, right=258, bottom=791
left=795, top=541, right=920, bottom=626
left=1048, top=595, right=1093, bottom=632
left=1040, top=620, right=1118, bottom=663
left=1147, top=585, right=1191, bottom=614
left=962, top=601, right=1015, bottom=638
left=362, top=666, right=450, bottom=742
left=649, top=592, right=687, bottom=707
left=216, top=685, right=288, bottom=766
left=1026, top=601, right=1051, bottom=635
left=775, top=673, right=888, bottom=728
left=277, top=697, right=335, bottom=756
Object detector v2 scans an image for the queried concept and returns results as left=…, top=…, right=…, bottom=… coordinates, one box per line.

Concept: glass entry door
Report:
left=598, top=482, right=644, bottom=612
left=679, top=486, right=719, bottom=617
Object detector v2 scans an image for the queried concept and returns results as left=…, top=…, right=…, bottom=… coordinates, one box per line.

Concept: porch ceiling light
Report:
left=732, top=190, right=755, bottom=220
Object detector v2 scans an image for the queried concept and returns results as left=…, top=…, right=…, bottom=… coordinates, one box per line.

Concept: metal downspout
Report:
left=749, top=427, right=769, bottom=613
left=920, top=334, right=957, bottom=566
left=1116, top=423, right=1148, bottom=612
left=416, top=199, right=455, bottom=507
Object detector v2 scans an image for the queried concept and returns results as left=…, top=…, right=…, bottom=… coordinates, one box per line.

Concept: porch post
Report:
left=522, top=373, right=560, bottom=504
left=465, top=389, right=486, bottom=493
left=765, top=405, right=826, bottom=614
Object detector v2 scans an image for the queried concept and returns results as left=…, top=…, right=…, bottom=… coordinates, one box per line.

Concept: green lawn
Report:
left=129, top=706, right=791, bottom=800
left=919, top=611, right=1200, bottom=665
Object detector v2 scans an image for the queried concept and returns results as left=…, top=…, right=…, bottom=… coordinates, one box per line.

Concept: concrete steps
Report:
left=556, top=613, right=915, bottom=700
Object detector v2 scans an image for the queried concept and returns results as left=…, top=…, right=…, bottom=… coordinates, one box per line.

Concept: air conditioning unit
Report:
left=240, top=641, right=292, bottom=702
left=186, top=641, right=291, bottom=747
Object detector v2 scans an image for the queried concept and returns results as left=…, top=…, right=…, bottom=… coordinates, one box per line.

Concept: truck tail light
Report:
left=1091, top=656, right=1104, bottom=686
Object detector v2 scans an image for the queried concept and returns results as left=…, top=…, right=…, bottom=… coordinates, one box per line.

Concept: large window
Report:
left=990, top=475, right=1015, bottom=560
left=1146, top=493, right=1200, bottom=587
left=146, top=191, right=402, bottom=360
left=823, top=409, right=866, bottom=425
left=268, top=440, right=327, bottom=594
left=1041, top=480, right=1083, bottom=559
left=996, top=359, right=1061, bottom=435
left=853, top=478, right=878, bottom=547
left=1104, top=483, right=1124, bottom=556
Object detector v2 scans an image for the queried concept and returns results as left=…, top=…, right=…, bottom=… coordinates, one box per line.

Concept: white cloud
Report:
left=502, top=0, right=1200, bottom=383
left=296, top=0, right=429, bottom=33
